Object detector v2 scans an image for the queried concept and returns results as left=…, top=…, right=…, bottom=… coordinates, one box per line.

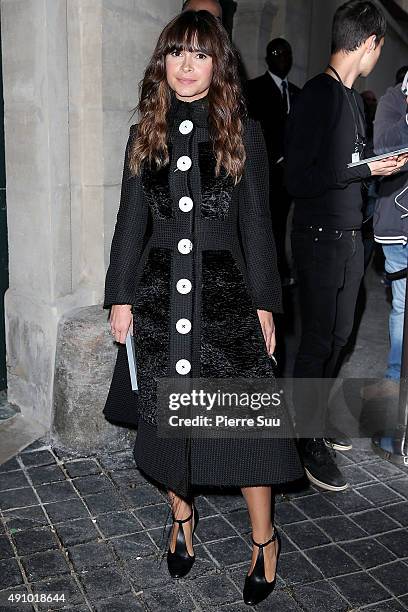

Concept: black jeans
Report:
left=291, top=225, right=364, bottom=437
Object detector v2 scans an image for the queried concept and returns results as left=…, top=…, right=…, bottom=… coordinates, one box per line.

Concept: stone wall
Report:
left=1, top=0, right=182, bottom=430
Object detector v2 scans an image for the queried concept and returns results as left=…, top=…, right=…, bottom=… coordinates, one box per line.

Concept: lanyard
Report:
left=327, top=65, right=366, bottom=147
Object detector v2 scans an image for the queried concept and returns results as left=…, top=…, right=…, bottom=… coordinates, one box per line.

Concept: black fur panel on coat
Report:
left=141, top=146, right=174, bottom=219
left=200, top=250, right=274, bottom=378
left=131, top=247, right=171, bottom=425
left=198, top=143, right=235, bottom=219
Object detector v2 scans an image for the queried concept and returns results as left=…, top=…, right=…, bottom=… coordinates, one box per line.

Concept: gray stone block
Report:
left=52, top=305, right=135, bottom=454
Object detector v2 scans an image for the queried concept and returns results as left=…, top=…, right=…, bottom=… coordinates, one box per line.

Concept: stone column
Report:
left=1, top=0, right=181, bottom=435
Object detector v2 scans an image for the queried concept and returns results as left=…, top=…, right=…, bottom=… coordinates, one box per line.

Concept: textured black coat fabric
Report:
left=103, top=95, right=304, bottom=497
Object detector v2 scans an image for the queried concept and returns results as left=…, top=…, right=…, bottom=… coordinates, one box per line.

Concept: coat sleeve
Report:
left=238, top=119, right=283, bottom=314
left=284, top=81, right=371, bottom=199
left=374, top=88, right=408, bottom=155
left=103, top=125, right=149, bottom=309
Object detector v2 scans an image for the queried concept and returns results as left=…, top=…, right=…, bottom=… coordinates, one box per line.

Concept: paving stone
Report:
left=21, top=549, right=70, bottom=581
left=21, top=438, right=49, bottom=452
left=387, top=478, right=408, bottom=499
left=0, top=487, right=38, bottom=511
left=363, top=461, right=407, bottom=481
left=283, top=521, right=331, bottom=549
left=83, top=490, right=127, bottom=515
left=370, top=561, right=408, bottom=597
left=277, top=551, right=324, bottom=585
left=377, top=529, right=408, bottom=558
left=341, top=537, right=396, bottom=569
left=218, top=603, right=253, bottom=612
left=0, top=585, right=34, bottom=612
left=291, top=579, right=350, bottom=611
left=123, top=485, right=166, bottom=509
left=78, top=565, right=131, bottom=602
left=222, top=509, right=251, bottom=535
left=36, top=481, right=80, bottom=505
left=341, top=464, right=376, bottom=486
left=292, top=494, right=341, bottom=519
left=0, top=557, right=23, bottom=589
left=315, top=515, right=367, bottom=542
left=305, top=544, right=360, bottom=577
left=63, top=459, right=102, bottom=478
left=71, top=474, right=116, bottom=496
left=134, top=503, right=170, bottom=529
left=127, top=555, right=174, bottom=590
left=332, top=571, right=393, bottom=607
left=195, top=514, right=236, bottom=543
left=27, top=464, right=66, bottom=486
left=254, top=588, right=302, bottom=611
left=31, top=575, right=85, bottom=609
left=12, top=527, right=59, bottom=555
left=274, top=529, right=297, bottom=553
left=190, top=573, right=241, bottom=608
left=54, top=518, right=99, bottom=546
left=108, top=467, right=149, bottom=488
left=67, top=540, right=116, bottom=571
left=44, top=498, right=90, bottom=524
left=357, top=483, right=403, bottom=506
left=227, top=561, right=284, bottom=593
left=0, top=533, right=14, bottom=559
left=3, top=505, right=48, bottom=532
left=206, top=492, right=246, bottom=514
left=381, top=502, right=408, bottom=527
left=323, top=489, right=373, bottom=513
left=99, top=451, right=136, bottom=471
left=360, top=598, right=406, bottom=611
left=94, top=593, right=146, bottom=611
left=274, top=501, right=306, bottom=525
left=350, top=509, right=402, bottom=535
left=205, top=536, right=249, bottom=567
left=20, top=450, right=56, bottom=469
left=194, top=495, right=220, bottom=518
left=110, top=531, right=157, bottom=559
left=95, top=511, right=144, bottom=537
left=0, top=470, right=29, bottom=491
left=0, top=457, right=21, bottom=472
left=181, top=543, right=218, bottom=580
left=140, top=584, right=197, bottom=611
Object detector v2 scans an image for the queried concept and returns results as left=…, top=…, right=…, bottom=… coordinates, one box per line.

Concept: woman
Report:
left=103, top=10, right=303, bottom=606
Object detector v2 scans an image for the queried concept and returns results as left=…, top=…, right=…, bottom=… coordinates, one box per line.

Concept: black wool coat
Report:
left=102, top=95, right=304, bottom=495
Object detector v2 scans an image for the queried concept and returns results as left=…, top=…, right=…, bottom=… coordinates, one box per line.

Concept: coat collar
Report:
left=168, top=91, right=209, bottom=129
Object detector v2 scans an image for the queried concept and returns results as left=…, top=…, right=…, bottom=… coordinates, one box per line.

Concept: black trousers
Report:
left=291, top=225, right=364, bottom=437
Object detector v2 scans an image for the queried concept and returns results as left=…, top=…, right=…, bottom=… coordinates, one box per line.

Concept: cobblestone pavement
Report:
left=0, top=434, right=408, bottom=612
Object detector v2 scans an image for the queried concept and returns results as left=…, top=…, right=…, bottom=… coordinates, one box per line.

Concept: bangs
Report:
left=162, top=14, right=217, bottom=56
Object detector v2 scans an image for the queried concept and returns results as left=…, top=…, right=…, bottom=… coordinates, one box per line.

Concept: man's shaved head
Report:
left=182, top=0, right=222, bottom=19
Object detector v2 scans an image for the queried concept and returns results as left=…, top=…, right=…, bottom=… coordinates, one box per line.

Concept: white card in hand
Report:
left=125, top=330, right=139, bottom=392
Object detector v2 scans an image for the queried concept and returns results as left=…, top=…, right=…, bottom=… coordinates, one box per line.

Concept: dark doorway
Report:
left=0, top=15, right=8, bottom=392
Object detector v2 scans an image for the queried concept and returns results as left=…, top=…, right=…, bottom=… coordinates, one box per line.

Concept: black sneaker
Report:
left=324, top=427, right=353, bottom=451
left=298, top=438, right=348, bottom=492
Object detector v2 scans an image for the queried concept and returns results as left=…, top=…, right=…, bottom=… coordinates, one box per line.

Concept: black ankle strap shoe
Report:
left=167, top=503, right=199, bottom=579
left=243, top=527, right=281, bottom=606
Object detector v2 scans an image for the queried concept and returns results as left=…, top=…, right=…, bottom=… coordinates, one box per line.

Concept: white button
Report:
left=176, top=279, right=192, bottom=294
left=177, top=156, right=192, bottom=171
left=177, top=239, right=193, bottom=254
left=176, top=359, right=191, bottom=375
left=179, top=120, right=194, bottom=135
left=179, top=196, right=193, bottom=212
left=176, top=318, right=191, bottom=334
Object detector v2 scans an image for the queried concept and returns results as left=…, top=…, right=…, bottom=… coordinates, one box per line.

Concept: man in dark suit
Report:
left=246, top=39, right=300, bottom=285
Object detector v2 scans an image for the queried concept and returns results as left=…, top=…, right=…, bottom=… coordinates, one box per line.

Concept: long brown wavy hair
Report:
left=128, top=10, right=247, bottom=182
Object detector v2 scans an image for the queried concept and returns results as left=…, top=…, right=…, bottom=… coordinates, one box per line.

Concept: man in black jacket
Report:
left=285, top=0, right=408, bottom=492
left=246, top=39, right=299, bottom=284
left=182, top=0, right=222, bottom=18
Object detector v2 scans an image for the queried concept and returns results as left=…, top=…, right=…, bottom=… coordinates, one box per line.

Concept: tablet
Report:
left=347, top=146, right=408, bottom=168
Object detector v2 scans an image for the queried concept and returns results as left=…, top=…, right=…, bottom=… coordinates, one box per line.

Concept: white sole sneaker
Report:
left=304, top=467, right=349, bottom=492
left=324, top=438, right=353, bottom=452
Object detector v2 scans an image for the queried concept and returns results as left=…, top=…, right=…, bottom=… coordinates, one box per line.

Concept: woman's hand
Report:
left=257, top=309, right=276, bottom=357
left=109, top=304, right=133, bottom=344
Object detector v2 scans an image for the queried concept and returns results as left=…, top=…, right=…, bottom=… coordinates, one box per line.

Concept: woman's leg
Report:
left=241, top=486, right=277, bottom=582
left=167, top=489, right=194, bottom=555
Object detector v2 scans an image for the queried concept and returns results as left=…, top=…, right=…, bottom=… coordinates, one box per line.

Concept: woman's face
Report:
left=166, top=48, right=213, bottom=102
